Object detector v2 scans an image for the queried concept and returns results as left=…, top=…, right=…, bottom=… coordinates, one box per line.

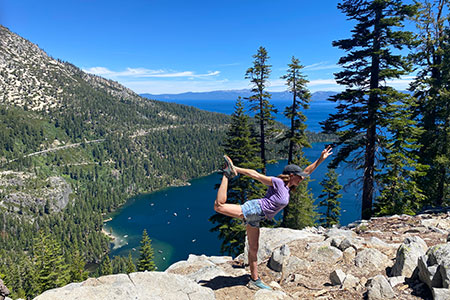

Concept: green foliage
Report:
left=318, top=168, right=342, bottom=227
left=322, top=0, right=417, bottom=219
left=0, top=77, right=228, bottom=295
left=33, top=231, right=70, bottom=294
left=279, top=56, right=311, bottom=164
left=245, top=46, right=278, bottom=173
left=281, top=155, right=317, bottom=229
left=99, top=255, right=113, bottom=276
left=126, top=252, right=136, bottom=274
left=136, top=229, right=156, bottom=271
left=209, top=98, right=264, bottom=256
left=410, top=0, right=450, bottom=206
left=374, top=93, right=428, bottom=216
left=69, top=250, right=88, bottom=282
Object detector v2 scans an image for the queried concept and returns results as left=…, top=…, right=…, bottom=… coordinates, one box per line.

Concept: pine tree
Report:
left=136, top=229, right=156, bottom=271
left=282, top=154, right=317, bottom=229
left=373, top=91, right=428, bottom=215
left=21, top=255, right=38, bottom=299
left=245, top=46, right=277, bottom=174
left=100, top=255, right=113, bottom=275
left=410, top=0, right=450, bottom=206
left=318, top=168, right=342, bottom=227
left=279, top=56, right=311, bottom=164
left=33, top=231, right=70, bottom=294
left=69, top=250, right=88, bottom=282
left=126, top=252, right=136, bottom=274
left=209, top=98, right=264, bottom=256
left=322, top=0, right=417, bottom=219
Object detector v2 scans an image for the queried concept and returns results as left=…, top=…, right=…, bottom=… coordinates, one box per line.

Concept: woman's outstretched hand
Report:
left=321, top=145, right=333, bottom=160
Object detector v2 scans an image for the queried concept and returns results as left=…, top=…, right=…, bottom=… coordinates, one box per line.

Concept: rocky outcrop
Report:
left=0, top=279, right=10, bottom=300
left=31, top=210, right=450, bottom=300
left=0, top=25, right=144, bottom=112
left=0, top=171, right=72, bottom=216
left=34, top=272, right=215, bottom=300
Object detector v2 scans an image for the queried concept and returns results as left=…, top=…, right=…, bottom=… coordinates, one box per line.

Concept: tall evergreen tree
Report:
left=322, top=0, right=416, bottom=219
left=279, top=56, right=311, bottom=164
left=20, top=256, right=38, bottom=299
left=126, top=252, right=136, bottom=274
left=318, top=168, right=342, bottom=227
left=69, top=250, right=88, bottom=282
left=136, top=229, right=156, bottom=271
left=282, top=154, right=317, bottom=229
left=374, top=93, right=428, bottom=215
left=245, top=46, right=277, bottom=174
left=209, top=98, right=264, bottom=256
left=33, top=231, right=69, bottom=294
left=99, top=255, right=112, bottom=276
left=410, top=0, right=450, bottom=206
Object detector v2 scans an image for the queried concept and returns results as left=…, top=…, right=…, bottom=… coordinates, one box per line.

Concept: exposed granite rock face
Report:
left=0, top=171, right=72, bottom=215
left=33, top=272, right=215, bottom=300
left=0, top=279, right=10, bottom=300
left=32, top=210, right=450, bottom=300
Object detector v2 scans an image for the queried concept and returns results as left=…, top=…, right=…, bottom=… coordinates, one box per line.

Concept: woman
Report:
left=214, top=146, right=333, bottom=290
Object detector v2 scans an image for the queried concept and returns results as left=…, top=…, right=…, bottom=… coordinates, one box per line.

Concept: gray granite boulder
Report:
left=391, top=236, right=428, bottom=278
left=33, top=272, right=215, bottom=300
left=366, top=275, right=395, bottom=300
left=330, top=269, right=346, bottom=286
left=418, top=255, right=442, bottom=289
left=268, top=244, right=290, bottom=272
left=244, top=227, right=322, bottom=264
left=342, top=274, right=359, bottom=290
left=418, top=243, right=450, bottom=289
left=432, top=287, right=450, bottom=300
left=0, top=279, right=10, bottom=300
left=355, top=248, right=391, bottom=272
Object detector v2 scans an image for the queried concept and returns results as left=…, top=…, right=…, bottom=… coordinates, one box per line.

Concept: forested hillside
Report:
left=0, top=25, right=231, bottom=298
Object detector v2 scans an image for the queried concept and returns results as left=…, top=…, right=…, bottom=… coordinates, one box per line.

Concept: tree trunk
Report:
left=259, top=96, right=266, bottom=175
left=288, top=73, right=297, bottom=164
left=362, top=5, right=381, bottom=220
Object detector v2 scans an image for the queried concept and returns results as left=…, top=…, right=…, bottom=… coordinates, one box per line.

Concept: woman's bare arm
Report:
left=303, top=145, right=333, bottom=175
left=234, top=166, right=273, bottom=186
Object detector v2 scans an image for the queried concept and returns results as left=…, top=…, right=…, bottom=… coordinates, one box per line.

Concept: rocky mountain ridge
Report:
left=12, top=209, right=449, bottom=300
left=0, top=25, right=142, bottom=112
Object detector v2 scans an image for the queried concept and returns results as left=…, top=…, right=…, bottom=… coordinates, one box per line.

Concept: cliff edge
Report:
left=20, top=209, right=450, bottom=300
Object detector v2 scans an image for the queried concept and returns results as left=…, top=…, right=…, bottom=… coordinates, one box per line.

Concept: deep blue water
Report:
left=105, top=98, right=361, bottom=270
left=163, top=98, right=336, bottom=132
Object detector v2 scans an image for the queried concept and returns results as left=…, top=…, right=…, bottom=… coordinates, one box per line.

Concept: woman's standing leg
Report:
left=246, top=225, right=260, bottom=280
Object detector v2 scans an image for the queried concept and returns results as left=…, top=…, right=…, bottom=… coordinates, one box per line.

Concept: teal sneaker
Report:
left=247, top=278, right=272, bottom=290
left=223, top=155, right=237, bottom=179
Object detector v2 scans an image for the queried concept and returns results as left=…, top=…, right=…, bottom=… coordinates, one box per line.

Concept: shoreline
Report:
left=101, top=228, right=116, bottom=241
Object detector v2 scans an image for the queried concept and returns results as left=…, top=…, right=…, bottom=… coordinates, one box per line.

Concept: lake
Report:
left=161, top=98, right=336, bottom=132
left=104, top=98, right=361, bottom=270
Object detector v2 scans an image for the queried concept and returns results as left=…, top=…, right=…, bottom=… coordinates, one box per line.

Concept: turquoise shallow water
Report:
left=104, top=143, right=360, bottom=270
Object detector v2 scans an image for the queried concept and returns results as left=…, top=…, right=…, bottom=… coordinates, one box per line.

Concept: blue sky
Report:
left=2, top=0, right=415, bottom=94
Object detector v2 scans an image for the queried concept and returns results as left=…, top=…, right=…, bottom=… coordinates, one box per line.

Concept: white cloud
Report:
left=384, top=76, right=416, bottom=90
left=83, top=67, right=220, bottom=79
left=304, top=62, right=339, bottom=71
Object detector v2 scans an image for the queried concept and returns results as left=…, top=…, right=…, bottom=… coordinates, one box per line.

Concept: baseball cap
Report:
left=282, top=164, right=309, bottom=177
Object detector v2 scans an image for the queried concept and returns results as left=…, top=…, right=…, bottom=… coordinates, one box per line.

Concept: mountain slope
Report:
left=0, top=25, right=229, bottom=298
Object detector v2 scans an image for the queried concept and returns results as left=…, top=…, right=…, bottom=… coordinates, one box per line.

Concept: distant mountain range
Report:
left=141, top=90, right=338, bottom=102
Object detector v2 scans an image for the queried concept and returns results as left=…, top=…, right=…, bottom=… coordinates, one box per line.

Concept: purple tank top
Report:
left=258, top=177, right=290, bottom=219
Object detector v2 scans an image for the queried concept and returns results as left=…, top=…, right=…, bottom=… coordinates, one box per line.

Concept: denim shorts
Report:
left=241, top=199, right=266, bottom=228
